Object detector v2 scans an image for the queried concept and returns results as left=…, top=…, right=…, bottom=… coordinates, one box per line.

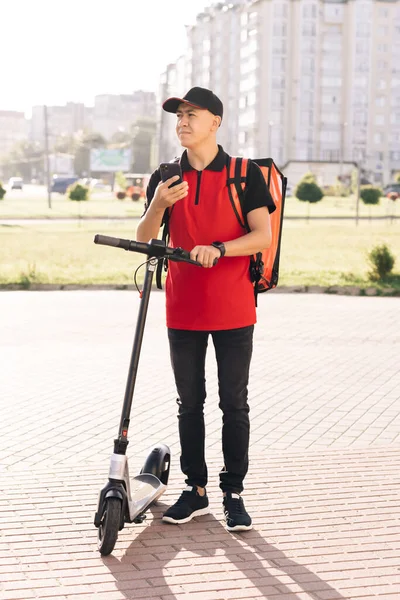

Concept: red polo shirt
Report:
left=144, top=146, right=275, bottom=331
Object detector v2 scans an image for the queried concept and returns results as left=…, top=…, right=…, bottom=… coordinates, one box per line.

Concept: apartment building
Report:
left=0, top=110, right=27, bottom=158
left=93, top=91, right=156, bottom=141
left=30, top=102, right=92, bottom=146
left=160, top=0, right=400, bottom=184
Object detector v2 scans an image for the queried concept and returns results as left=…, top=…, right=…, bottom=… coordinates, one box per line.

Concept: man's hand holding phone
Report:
left=154, top=163, right=188, bottom=210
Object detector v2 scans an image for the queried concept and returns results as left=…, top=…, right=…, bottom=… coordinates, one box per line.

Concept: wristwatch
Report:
left=211, top=241, right=226, bottom=257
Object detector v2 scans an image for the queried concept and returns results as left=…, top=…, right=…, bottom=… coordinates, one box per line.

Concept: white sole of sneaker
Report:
left=162, top=507, right=210, bottom=524
left=225, top=523, right=253, bottom=532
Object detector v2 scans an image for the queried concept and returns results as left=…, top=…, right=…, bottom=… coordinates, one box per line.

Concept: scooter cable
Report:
left=134, top=258, right=158, bottom=294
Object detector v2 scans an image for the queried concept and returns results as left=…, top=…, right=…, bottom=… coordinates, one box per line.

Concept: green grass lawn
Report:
left=1, top=186, right=399, bottom=220
left=1, top=220, right=399, bottom=292
left=0, top=187, right=144, bottom=219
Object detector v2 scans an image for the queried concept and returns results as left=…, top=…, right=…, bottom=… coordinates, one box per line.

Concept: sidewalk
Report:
left=1, top=291, right=399, bottom=600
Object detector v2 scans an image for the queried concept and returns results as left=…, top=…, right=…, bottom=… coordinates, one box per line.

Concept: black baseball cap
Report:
left=162, top=86, right=223, bottom=122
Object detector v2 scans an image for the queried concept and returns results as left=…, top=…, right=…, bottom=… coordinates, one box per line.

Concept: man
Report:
left=136, top=87, right=275, bottom=532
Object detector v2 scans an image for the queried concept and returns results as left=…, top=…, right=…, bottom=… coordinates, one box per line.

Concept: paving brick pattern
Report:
left=1, top=291, right=399, bottom=599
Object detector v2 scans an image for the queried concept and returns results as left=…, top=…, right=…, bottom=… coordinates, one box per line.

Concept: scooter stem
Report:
left=114, top=258, right=157, bottom=454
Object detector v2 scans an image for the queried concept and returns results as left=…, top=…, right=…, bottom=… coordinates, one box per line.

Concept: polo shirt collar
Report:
left=180, top=145, right=227, bottom=172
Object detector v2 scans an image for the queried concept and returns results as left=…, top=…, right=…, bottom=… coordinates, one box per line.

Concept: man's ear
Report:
left=212, top=116, right=221, bottom=130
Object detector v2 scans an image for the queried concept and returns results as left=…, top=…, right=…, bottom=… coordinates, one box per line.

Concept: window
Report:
left=303, top=56, right=316, bottom=71
left=271, top=92, right=285, bottom=109
left=391, top=113, right=400, bottom=125
left=324, top=5, right=344, bottom=23
left=273, top=23, right=287, bottom=36
left=302, top=21, right=316, bottom=36
left=300, top=111, right=314, bottom=126
left=320, top=130, right=340, bottom=143
left=376, top=96, right=386, bottom=107
left=375, top=115, right=385, bottom=126
left=272, top=39, right=286, bottom=54
left=273, top=56, right=286, bottom=72
left=374, top=133, right=384, bottom=144
left=321, top=76, right=342, bottom=87
left=303, top=4, right=317, bottom=19
left=274, top=3, right=288, bottom=18
left=272, top=76, right=285, bottom=90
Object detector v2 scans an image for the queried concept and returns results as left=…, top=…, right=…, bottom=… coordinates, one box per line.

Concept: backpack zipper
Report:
left=194, top=171, right=202, bottom=205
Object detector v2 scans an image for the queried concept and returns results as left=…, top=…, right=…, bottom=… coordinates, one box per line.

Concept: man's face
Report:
left=175, top=103, right=220, bottom=148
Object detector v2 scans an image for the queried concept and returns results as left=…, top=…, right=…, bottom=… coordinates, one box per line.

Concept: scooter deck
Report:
left=128, top=473, right=167, bottom=522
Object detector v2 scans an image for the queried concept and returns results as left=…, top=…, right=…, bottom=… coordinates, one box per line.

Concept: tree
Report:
left=110, top=131, right=132, bottom=145
left=0, top=182, right=6, bottom=200
left=1, top=141, right=43, bottom=182
left=295, top=172, right=324, bottom=221
left=360, top=185, right=381, bottom=220
left=395, top=172, right=400, bottom=183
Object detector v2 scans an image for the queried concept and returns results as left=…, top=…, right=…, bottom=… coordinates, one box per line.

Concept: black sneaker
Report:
left=162, top=486, right=209, bottom=524
left=223, top=492, right=252, bottom=532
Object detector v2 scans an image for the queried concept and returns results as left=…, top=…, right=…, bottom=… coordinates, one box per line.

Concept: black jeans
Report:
left=168, top=325, right=254, bottom=494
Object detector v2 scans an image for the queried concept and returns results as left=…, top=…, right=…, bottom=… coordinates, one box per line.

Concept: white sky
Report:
left=1, top=0, right=211, bottom=115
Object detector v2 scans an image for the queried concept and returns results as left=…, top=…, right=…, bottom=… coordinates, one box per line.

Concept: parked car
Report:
left=8, top=177, right=23, bottom=190
left=383, top=183, right=400, bottom=195
left=51, top=176, right=79, bottom=194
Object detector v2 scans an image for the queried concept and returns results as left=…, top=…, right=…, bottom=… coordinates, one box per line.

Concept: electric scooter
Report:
left=93, top=235, right=202, bottom=556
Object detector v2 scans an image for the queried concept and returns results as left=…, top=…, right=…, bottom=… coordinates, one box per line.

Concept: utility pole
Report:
left=43, top=105, right=52, bottom=209
left=340, top=121, right=347, bottom=178
left=355, top=162, right=361, bottom=226
left=268, top=121, right=274, bottom=158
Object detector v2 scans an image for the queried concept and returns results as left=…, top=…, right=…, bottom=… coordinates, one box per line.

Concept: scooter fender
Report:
left=94, top=481, right=127, bottom=530
left=140, top=443, right=171, bottom=485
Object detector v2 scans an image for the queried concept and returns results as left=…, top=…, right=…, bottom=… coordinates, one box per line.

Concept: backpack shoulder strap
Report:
left=226, top=156, right=249, bottom=230
left=155, top=156, right=181, bottom=289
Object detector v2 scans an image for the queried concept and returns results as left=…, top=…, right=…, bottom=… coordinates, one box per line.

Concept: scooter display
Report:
left=93, top=235, right=202, bottom=556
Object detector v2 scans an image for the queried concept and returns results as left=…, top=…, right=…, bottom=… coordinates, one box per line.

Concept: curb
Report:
left=1, top=283, right=399, bottom=296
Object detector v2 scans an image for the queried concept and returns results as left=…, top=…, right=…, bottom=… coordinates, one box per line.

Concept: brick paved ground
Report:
left=1, top=291, right=399, bottom=600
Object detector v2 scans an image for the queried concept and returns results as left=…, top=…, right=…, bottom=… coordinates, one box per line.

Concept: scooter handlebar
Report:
left=94, top=234, right=216, bottom=266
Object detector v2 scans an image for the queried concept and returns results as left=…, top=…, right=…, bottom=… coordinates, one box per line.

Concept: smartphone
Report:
left=160, top=162, right=183, bottom=188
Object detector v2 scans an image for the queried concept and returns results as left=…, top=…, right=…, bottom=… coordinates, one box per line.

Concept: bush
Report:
left=295, top=181, right=324, bottom=204
left=360, top=186, right=381, bottom=205
left=367, top=244, right=396, bottom=281
left=68, top=182, right=89, bottom=201
left=115, top=171, right=127, bottom=190
left=0, top=181, right=6, bottom=200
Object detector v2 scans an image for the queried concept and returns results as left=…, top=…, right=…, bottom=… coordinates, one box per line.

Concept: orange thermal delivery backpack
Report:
left=226, top=156, right=286, bottom=302
left=156, top=156, right=286, bottom=302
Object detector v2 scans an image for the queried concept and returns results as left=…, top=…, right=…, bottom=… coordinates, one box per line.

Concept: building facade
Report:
left=93, top=91, right=156, bottom=141
left=30, top=102, right=91, bottom=146
left=159, top=0, right=400, bottom=184
left=0, top=111, right=28, bottom=158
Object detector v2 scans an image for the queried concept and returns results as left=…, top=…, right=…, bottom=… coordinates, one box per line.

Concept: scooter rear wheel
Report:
left=98, top=497, right=121, bottom=556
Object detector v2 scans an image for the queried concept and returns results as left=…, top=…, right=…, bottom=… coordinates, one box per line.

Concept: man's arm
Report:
left=136, top=173, right=188, bottom=242
left=224, top=207, right=272, bottom=256
left=190, top=207, right=271, bottom=267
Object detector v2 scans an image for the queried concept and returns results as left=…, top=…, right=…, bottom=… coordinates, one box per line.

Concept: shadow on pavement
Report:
left=102, top=501, right=345, bottom=600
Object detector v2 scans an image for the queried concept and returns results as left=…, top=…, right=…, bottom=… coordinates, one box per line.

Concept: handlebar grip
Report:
left=94, top=234, right=122, bottom=247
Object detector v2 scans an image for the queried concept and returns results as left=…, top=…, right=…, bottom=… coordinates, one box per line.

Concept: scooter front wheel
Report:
left=98, top=497, right=121, bottom=556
